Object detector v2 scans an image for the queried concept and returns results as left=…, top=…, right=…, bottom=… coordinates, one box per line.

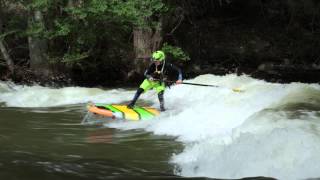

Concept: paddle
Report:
left=178, top=82, right=219, bottom=87
left=163, top=80, right=243, bottom=92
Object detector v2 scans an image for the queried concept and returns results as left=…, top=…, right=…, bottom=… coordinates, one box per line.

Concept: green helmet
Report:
left=152, top=50, right=165, bottom=61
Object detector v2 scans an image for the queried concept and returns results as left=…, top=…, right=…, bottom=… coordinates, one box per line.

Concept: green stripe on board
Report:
left=140, top=107, right=156, bottom=116
left=135, top=107, right=155, bottom=120
left=94, top=103, right=122, bottom=113
left=133, top=109, right=141, bottom=120
left=105, top=105, right=122, bottom=113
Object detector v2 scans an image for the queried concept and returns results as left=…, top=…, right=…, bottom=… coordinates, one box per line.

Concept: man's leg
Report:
left=127, top=79, right=153, bottom=108
left=127, top=88, right=144, bottom=108
left=158, top=91, right=165, bottom=111
left=155, top=82, right=166, bottom=112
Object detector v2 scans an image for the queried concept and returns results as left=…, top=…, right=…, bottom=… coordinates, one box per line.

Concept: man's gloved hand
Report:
left=147, top=75, right=154, bottom=81
left=176, top=80, right=182, bottom=84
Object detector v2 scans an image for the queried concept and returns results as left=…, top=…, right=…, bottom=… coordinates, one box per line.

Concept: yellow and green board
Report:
left=89, top=104, right=160, bottom=121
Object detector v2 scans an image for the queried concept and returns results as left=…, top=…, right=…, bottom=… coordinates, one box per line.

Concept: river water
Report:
left=1, top=74, right=320, bottom=180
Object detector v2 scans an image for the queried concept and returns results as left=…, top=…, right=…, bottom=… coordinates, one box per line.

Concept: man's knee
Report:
left=137, top=87, right=144, bottom=94
left=158, top=91, right=164, bottom=98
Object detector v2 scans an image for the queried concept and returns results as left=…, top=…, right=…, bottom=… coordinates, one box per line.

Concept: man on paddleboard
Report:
left=127, top=50, right=183, bottom=111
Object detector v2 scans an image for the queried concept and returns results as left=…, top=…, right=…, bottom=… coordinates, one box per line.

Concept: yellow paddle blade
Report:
left=232, top=88, right=244, bottom=93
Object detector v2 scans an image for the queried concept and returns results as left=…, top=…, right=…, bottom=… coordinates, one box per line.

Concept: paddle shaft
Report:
left=163, top=80, right=220, bottom=88
left=179, top=82, right=219, bottom=87
left=162, top=80, right=242, bottom=92
left=152, top=79, right=242, bottom=92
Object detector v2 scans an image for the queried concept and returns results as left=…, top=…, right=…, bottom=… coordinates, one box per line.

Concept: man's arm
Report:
left=167, top=63, right=183, bottom=81
left=144, top=63, right=154, bottom=80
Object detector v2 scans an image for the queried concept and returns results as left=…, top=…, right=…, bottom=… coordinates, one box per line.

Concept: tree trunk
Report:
left=132, top=21, right=163, bottom=74
left=0, top=41, right=14, bottom=74
left=28, top=9, right=52, bottom=78
left=0, top=1, right=14, bottom=75
left=68, top=0, right=74, bottom=7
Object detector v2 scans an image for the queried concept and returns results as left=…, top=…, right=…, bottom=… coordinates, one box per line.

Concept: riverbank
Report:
left=2, top=62, right=319, bottom=88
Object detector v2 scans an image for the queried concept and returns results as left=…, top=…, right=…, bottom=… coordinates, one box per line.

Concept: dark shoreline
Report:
left=1, top=64, right=319, bottom=88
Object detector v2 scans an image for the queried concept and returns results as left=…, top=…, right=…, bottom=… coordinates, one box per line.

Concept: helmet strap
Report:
left=160, top=59, right=165, bottom=74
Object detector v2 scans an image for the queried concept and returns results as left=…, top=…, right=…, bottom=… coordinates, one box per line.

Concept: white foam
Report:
left=0, top=84, right=139, bottom=107
left=172, top=127, right=320, bottom=179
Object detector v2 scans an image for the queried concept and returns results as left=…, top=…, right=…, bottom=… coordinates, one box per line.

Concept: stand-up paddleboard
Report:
left=87, top=103, right=160, bottom=121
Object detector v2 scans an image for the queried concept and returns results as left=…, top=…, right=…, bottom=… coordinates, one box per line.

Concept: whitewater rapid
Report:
left=1, top=74, right=320, bottom=179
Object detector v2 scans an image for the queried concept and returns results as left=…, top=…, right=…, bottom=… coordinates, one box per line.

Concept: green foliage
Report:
left=110, top=0, right=167, bottom=27
left=161, top=43, right=190, bottom=61
left=61, top=52, right=89, bottom=66
left=47, top=20, right=71, bottom=38
left=25, top=0, right=51, bottom=11
left=0, top=30, right=18, bottom=40
left=2, top=0, right=170, bottom=81
left=86, top=0, right=109, bottom=14
left=25, top=21, right=45, bottom=37
left=50, top=0, right=168, bottom=66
